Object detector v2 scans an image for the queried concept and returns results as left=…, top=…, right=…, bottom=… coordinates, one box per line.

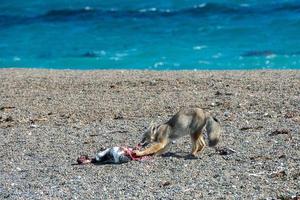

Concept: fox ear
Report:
left=150, top=124, right=156, bottom=133
left=150, top=125, right=158, bottom=141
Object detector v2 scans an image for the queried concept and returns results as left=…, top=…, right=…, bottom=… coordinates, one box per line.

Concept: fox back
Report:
left=166, top=108, right=208, bottom=140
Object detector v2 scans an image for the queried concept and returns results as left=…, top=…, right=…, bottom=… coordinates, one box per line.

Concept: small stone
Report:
left=225, top=92, right=233, bottom=96
left=269, top=169, right=287, bottom=178
left=5, top=116, right=13, bottom=122
left=30, top=124, right=37, bottom=128
left=278, top=154, right=286, bottom=159
left=0, top=106, right=15, bottom=111
left=161, top=181, right=171, bottom=187
left=150, top=80, right=156, bottom=86
left=215, top=91, right=222, bottom=95
left=113, top=113, right=124, bottom=120
left=224, top=111, right=230, bottom=117
left=270, top=129, right=290, bottom=136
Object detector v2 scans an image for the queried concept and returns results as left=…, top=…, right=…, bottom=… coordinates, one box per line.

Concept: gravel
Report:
left=0, top=69, right=299, bottom=199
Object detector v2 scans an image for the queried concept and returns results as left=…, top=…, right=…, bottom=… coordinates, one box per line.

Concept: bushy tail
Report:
left=205, top=116, right=221, bottom=147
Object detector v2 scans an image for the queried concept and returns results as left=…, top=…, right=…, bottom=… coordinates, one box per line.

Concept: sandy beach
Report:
left=0, top=69, right=299, bottom=199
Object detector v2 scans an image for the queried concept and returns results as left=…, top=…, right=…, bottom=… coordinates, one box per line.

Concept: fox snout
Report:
left=138, top=124, right=158, bottom=147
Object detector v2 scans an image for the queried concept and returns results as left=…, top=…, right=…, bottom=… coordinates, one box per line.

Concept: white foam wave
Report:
left=193, top=45, right=207, bottom=50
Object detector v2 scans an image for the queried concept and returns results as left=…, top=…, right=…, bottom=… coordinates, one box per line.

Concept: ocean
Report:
left=1, top=0, right=300, bottom=70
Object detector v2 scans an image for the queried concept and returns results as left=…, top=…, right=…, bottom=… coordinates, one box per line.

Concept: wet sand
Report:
left=0, top=69, right=299, bottom=199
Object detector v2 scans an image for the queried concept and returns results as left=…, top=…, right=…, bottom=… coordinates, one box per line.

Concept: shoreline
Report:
left=1, top=67, right=300, bottom=72
left=1, top=68, right=299, bottom=77
left=0, top=69, right=299, bottom=199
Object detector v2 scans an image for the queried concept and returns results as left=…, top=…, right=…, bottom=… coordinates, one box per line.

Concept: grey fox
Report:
left=134, top=108, right=221, bottom=157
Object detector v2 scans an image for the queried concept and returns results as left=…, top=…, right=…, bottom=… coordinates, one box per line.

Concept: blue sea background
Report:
left=1, top=0, right=300, bottom=70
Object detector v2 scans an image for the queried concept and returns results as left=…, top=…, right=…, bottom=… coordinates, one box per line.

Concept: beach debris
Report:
left=249, top=155, right=272, bottom=161
left=83, top=139, right=95, bottom=144
left=210, top=101, right=222, bottom=107
left=223, top=111, right=236, bottom=121
left=224, top=111, right=230, bottom=117
left=263, top=112, right=271, bottom=118
left=215, top=91, right=222, bottom=96
left=247, top=172, right=265, bottom=177
left=248, top=168, right=288, bottom=179
left=292, top=116, right=300, bottom=123
left=37, top=116, right=48, bottom=121
left=29, top=116, right=48, bottom=124
left=0, top=106, right=15, bottom=111
left=215, top=91, right=233, bottom=96
left=276, top=194, right=300, bottom=200
left=161, top=181, right=171, bottom=187
left=59, top=113, right=72, bottom=119
left=215, top=147, right=236, bottom=155
left=240, top=126, right=263, bottom=131
left=284, top=111, right=297, bottom=119
left=278, top=154, right=286, bottom=159
left=3, top=116, right=13, bottom=122
left=270, top=129, right=290, bottom=136
left=0, top=115, right=14, bottom=128
left=113, top=113, right=124, bottom=120
left=71, top=124, right=81, bottom=129
left=110, top=84, right=116, bottom=89
left=291, top=172, right=300, bottom=180
left=29, top=124, right=37, bottom=128
left=240, top=126, right=253, bottom=131
left=268, top=169, right=287, bottom=179
left=28, top=116, right=48, bottom=128
left=150, top=80, right=157, bottom=86
left=225, top=92, right=233, bottom=96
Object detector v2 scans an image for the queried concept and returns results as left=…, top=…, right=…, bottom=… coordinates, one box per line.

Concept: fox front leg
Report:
left=155, top=142, right=171, bottom=155
left=135, top=142, right=167, bottom=156
left=196, top=135, right=206, bottom=154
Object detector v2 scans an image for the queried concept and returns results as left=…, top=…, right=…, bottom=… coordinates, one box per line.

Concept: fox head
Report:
left=138, top=124, right=159, bottom=147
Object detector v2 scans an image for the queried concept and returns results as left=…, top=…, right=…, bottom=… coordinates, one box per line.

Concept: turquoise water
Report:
left=1, top=0, right=300, bottom=70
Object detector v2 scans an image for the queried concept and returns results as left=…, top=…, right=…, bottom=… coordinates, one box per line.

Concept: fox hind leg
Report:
left=191, top=132, right=201, bottom=156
